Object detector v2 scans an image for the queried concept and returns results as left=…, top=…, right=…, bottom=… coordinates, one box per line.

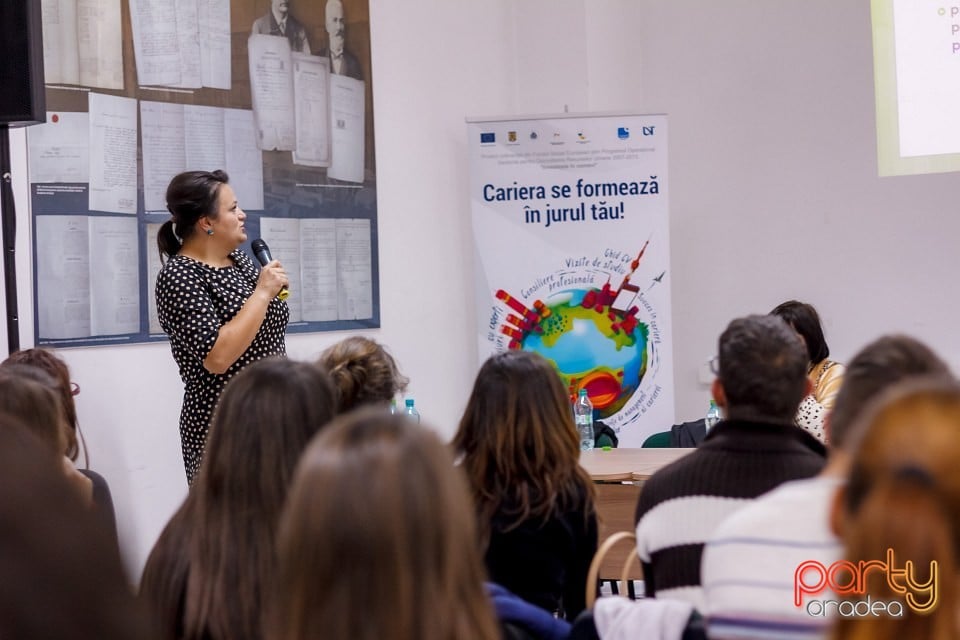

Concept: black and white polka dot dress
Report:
left=156, top=249, right=288, bottom=483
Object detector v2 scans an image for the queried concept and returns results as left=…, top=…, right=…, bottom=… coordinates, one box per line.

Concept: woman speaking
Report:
left=156, top=170, right=289, bottom=483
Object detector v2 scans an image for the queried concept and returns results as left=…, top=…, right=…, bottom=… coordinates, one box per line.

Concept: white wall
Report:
left=2, top=0, right=959, bottom=579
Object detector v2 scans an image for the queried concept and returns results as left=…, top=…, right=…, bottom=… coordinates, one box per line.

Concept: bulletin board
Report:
left=28, top=0, right=379, bottom=348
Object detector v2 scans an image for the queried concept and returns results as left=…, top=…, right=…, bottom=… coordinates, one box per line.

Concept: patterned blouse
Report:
left=156, top=249, right=288, bottom=483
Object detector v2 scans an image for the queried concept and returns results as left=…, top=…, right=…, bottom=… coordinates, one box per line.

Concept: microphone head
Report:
left=251, top=239, right=272, bottom=266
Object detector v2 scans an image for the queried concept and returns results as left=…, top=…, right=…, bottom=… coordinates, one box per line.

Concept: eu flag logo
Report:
left=480, top=132, right=495, bottom=144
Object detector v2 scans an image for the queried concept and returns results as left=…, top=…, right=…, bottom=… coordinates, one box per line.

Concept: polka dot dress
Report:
left=156, top=249, right=288, bottom=484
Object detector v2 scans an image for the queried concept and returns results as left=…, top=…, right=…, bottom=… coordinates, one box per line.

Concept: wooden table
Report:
left=580, top=448, right=694, bottom=583
left=579, top=447, right=692, bottom=482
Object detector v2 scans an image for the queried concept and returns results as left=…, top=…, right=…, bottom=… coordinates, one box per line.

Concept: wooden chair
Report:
left=586, top=530, right=642, bottom=608
left=592, top=481, right=643, bottom=585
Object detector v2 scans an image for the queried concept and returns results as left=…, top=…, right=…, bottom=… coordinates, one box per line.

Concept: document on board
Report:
left=291, top=54, right=331, bottom=167
left=174, top=0, right=202, bottom=88
left=28, top=112, right=90, bottom=184
left=198, top=0, right=231, bottom=89
left=89, top=216, right=140, bottom=335
left=77, top=0, right=124, bottom=89
left=146, top=223, right=164, bottom=335
left=42, top=0, right=123, bottom=89
left=223, top=108, right=265, bottom=210
left=41, top=0, right=80, bottom=85
left=327, top=75, right=366, bottom=183
left=140, top=102, right=264, bottom=211
left=260, top=218, right=304, bottom=321
left=88, top=93, right=138, bottom=214
left=259, top=217, right=372, bottom=322
left=141, top=101, right=186, bottom=211
left=336, top=219, right=372, bottom=319
left=300, top=218, right=338, bottom=321
left=184, top=104, right=225, bottom=171
left=35, top=216, right=92, bottom=340
left=129, top=0, right=182, bottom=86
left=248, top=34, right=296, bottom=151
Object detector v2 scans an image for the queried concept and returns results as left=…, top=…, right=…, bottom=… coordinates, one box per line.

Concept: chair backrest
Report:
left=641, top=430, right=672, bottom=448
left=585, top=531, right=640, bottom=609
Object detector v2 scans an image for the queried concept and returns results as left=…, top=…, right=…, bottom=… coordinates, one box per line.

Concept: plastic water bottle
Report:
left=404, top=398, right=420, bottom=423
left=574, top=389, right=594, bottom=451
left=389, top=399, right=399, bottom=414
left=705, top=399, right=721, bottom=430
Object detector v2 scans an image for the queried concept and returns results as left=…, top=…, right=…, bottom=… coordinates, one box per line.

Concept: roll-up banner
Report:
left=466, top=113, right=675, bottom=446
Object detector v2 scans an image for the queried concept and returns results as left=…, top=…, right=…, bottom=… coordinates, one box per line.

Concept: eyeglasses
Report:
left=709, top=356, right=719, bottom=375
left=70, top=382, right=80, bottom=396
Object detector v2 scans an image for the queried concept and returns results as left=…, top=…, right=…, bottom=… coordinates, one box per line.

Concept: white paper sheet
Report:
left=35, top=216, right=92, bottom=339
left=223, top=108, right=265, bottom=210
left=129, top=0, right=181, bottom=86
left=41, top=0, right=80, bottom=85
left=300, top=218, right=338, bottom=321
left=259, top=218, right=303, bottom=321
left=88, top=216, right=140, bottom=335
left=198, top=0, right=231, bottom=89
left=327, top=75, right=366, bottom=183
left=291, top=54, right=331, bottom=167
left=174, top=0, right=202, bottom=88
left=28, top=112, right=90, bottom=183
left=248, top=34, right=296, bottom=151
left=258, top=217, right=373, bottom=322
left=88, top=93, right=138, bottom=214
left=335, top=219, right=372, bottom=319
left=78, top=0, right=124, bottom=89
left=140, top=101, right=186, bottom=211
left=184, top=104, right=225, bottom=171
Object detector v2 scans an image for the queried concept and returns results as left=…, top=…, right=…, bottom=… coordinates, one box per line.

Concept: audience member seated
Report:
left=317, top=335, right=409, bottom=413
left=2, top=347, right=116, bottom=534
left=454, top=350, right=598, bottom=620
left=829, top=376, right=960, bottom=640
left=0, top=415, right=157, bottom=640
left=139, top=357, right=336, bottom=640
left=0, top=365, right=95, bottom=506
left=634, top=315, right=826, bottom=610
left=771, top=300, right=845, bottom=442
left=267, top=409, right=500, bottom=640
left=702, top=334, right=950, bottom=639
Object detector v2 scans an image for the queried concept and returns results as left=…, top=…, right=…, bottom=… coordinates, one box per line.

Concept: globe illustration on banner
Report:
left=523, top=291, right=648, bottom=417
left=493, top=241, right=653, bottom=419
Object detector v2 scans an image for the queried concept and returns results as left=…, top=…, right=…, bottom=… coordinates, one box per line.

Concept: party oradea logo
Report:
left=795, top=549, right=938, bottom=618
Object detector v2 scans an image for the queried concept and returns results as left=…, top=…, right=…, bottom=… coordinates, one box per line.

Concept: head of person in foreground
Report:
left=829, top=376, right=960, bottom=640
left=269, top=409, right=499, bottom=640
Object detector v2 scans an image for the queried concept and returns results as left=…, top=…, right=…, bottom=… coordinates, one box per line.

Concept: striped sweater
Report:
left=633, top=419, right=826, bottom=611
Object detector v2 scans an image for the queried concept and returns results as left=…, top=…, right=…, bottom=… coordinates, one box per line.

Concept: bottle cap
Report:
left=578, top=389, right=588, bottom=397
left=405, top=398, right=414, bottom=407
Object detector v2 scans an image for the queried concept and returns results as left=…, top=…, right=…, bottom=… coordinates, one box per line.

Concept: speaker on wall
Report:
left=0, top=0, right=45, bottom=127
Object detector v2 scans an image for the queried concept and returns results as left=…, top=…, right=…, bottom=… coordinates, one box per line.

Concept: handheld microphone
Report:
left=250, top=239, right=290, bottom=301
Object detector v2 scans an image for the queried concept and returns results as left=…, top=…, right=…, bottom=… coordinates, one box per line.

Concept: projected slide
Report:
left=872, top=0, right=960, bottom=175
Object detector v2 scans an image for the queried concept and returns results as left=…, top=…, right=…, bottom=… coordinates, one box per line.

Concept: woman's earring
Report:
left=206, top=229, right=214, bottom=236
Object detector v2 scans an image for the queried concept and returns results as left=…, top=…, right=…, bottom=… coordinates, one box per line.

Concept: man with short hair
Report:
left=252, top=0, right=311, bottom=54
left=634, top=315, right=826, bottom=610
left=701, top=334, right=950, bottom=639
